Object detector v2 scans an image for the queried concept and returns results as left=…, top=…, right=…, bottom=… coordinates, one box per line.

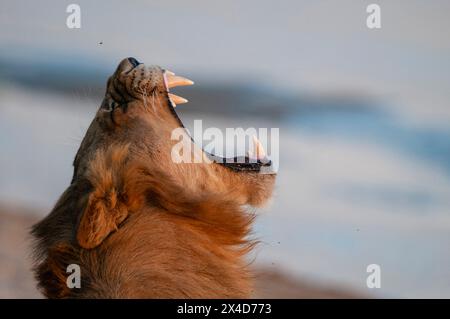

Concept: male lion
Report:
left=31, top=57, right=276, bottom=298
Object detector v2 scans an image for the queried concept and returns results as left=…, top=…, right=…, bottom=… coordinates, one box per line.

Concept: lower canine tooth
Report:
left=253, top=135, right=266, bottom=159
left=169, top=93, right=188, bottom=105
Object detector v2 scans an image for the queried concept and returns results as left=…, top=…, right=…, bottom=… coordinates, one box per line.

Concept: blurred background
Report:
left=1, top=0, right=450, bottom=298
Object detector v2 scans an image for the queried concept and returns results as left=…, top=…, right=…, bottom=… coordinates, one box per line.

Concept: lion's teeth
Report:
left=166, top=74, right=194, bottom=88
left=253, top=135, right=266, bottom=159
left=168, top=93, right=188, bottom=106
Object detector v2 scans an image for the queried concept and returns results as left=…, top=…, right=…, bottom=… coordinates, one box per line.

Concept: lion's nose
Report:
left=127, top=57, right=141, bottom=68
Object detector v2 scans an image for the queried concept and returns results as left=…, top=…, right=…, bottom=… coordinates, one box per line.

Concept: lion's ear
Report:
left=77, top=191, right=128, bottom=249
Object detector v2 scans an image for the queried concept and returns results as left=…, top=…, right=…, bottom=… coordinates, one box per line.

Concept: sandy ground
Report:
left=0, top=204, right=362, bottom=299
left=0, top=206, right=39, bottom=298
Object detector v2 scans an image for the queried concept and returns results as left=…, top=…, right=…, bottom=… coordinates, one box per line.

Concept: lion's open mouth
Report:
left=127, top=57, right=273, bottom=173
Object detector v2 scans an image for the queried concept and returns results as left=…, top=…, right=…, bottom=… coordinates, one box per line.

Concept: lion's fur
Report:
left=31, top=58, right=275, bottom=298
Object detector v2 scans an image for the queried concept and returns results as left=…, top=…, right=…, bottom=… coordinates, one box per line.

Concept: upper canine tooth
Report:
left=165, top=70, right=175, bottom=76
left=166, top=74, right=194, bottom=89
left=168, top=93, right=188, bottom=105
left=253, top=135, right=266, bottom=159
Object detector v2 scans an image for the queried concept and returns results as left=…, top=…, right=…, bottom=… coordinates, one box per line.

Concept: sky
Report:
left=1, top=0, right=449, bottom=124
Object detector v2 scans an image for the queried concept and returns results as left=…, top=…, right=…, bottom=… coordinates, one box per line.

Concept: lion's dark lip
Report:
left=207, top=154, right=272, bottom=172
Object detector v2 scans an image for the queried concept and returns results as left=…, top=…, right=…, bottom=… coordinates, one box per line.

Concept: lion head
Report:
left=32, top=57, right=276, bottom=298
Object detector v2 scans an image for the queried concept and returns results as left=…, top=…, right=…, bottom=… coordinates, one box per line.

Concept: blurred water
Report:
left=290, top=110, right=450, bottom=176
